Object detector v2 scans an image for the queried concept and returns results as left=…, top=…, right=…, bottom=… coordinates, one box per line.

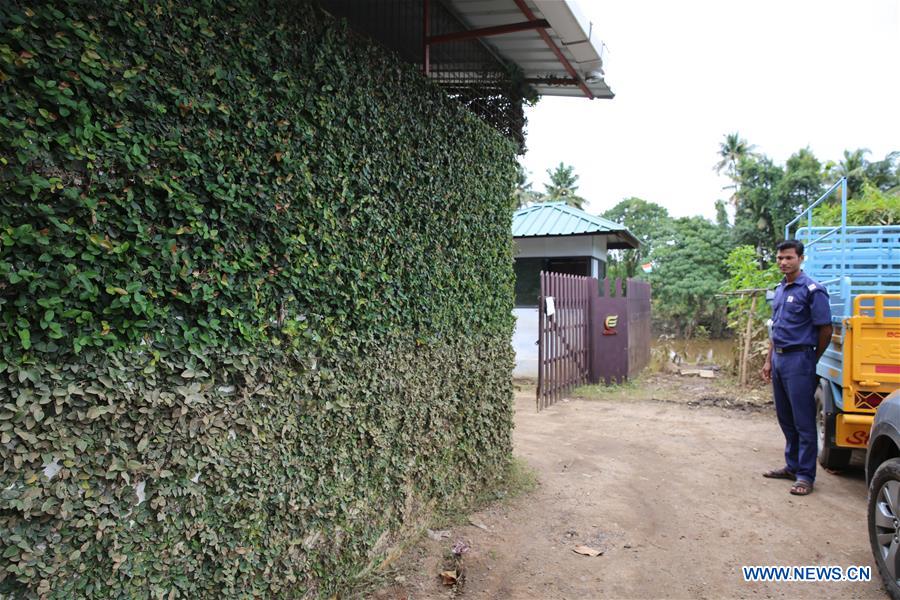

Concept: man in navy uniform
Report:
left=761, top=240, right=833, bottom=496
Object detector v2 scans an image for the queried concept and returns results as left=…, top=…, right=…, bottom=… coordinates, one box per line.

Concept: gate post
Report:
left=590, top=278, right=629, bottom=384
left=536, top=271, right=544, bottom=410
left=588, top=277, right=598, bottom=383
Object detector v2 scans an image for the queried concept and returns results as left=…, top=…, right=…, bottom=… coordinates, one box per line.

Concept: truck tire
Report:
left=816, top=379, right=852, bottom=470
left=869, top=457, right=900, bottom=600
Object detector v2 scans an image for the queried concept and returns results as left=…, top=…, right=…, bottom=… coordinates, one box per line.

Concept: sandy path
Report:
left=371, top=386, right=881, bottom=599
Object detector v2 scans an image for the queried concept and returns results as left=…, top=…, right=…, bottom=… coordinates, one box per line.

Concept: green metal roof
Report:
left=512, top=202, right=639, bottom=249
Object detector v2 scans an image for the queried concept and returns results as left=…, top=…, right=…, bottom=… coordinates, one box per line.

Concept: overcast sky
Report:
left=519, top=0, right=900, bottom=220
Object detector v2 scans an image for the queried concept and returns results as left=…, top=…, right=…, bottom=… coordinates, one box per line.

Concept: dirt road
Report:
left=370, top=377, right=882, bottom=599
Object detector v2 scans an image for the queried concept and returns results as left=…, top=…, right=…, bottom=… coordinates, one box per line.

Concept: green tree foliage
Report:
left=814, top=183, right=900, bottom=225
left=772, top=147, right=825, bottom=240
left=826, top=148, right=870, bottom=199
left=650, top=217, right=731, bottom=337
left=714, top=132, right=755, bottom=204
left=543, top=162, right=585, bottom=208
left=824, top=149, right=900, bottom=198
left=730, top=141, right=898, bottom=263
left=723, top=245, right=782, bottom=294
left=514, top=163, right=543, bottom=208
left=732, top=148, right=825, bottom=260
left=732, top=154, right=785, bottom=260
left=601, top=198, right=673, bottom=279
left=780, top=148, right=825, bottom=212
left=721, top=246, right=781, bottom=374
left=715, top=199, right=729, bottom=228
left=0, top=2, right=516, bottom=597
left=865, top=151, right=900, bottom=194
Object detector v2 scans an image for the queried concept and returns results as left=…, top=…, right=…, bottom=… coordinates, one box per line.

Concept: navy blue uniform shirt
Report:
left=771, top=271, right=832, bottom=348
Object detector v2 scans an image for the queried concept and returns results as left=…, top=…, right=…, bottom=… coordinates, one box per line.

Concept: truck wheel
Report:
left=869, top=458, right=900, bottom=600
left=816, top=380, right=852, bottom=470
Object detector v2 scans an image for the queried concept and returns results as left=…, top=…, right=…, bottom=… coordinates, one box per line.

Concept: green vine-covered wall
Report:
left=0, top=1, right=517, bottom=597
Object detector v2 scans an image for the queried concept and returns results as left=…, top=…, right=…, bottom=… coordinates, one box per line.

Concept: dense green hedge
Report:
left=0, top=1, right=517, bottom=596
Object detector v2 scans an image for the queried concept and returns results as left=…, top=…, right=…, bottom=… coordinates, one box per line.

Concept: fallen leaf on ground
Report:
left=468, top=517, right=489, bottom=531
left=427, top=529, right=451, bottom=541
left=573, top=545, right=603, bottom=557
left=440, top=570, right=459, bottom=585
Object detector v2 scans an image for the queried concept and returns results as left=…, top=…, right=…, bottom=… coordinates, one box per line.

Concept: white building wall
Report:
left=514, top=235, right=607, bottom=260
left=512, top=307, right=539, bottom=378
left=592, top=235, right=608, bottom=262
left=512, top=235, right=612, bottom=378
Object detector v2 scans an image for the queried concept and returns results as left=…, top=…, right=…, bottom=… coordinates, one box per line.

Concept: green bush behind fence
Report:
left=1, top=1, right=517, bottom=596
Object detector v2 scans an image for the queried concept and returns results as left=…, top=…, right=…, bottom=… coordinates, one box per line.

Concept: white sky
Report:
left=519, top=0, right=900, bottom=220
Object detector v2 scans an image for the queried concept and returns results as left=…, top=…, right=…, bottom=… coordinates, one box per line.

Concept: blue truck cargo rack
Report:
left=785, top=178, right=900, bottom=401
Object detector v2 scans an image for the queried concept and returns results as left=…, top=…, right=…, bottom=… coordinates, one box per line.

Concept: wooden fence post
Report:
left=739, top=294, right=758, bottom=386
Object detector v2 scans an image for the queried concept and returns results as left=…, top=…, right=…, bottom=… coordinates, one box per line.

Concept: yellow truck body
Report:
left=833, top=295, right=900, bottom=449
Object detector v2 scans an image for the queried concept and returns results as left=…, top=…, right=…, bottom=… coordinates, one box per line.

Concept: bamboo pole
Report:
left=739, top=294, right=758, bottom=386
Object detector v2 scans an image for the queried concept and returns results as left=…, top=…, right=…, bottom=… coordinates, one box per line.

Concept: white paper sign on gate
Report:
left=545, top=296, right=556, bottom=317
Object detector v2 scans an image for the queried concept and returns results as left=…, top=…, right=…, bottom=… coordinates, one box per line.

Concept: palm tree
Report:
left=714, top=132, right=755, bottom=206
left=864, top=151, right=900, bottom=193
left=544, top=162, right=585, bottom=209
left=825, top=148, right=870, bottom=199
left=838, top=148, right=869, bottom=174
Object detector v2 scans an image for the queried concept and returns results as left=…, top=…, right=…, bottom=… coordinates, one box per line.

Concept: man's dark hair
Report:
left=776, top=239, right=804, bottom=256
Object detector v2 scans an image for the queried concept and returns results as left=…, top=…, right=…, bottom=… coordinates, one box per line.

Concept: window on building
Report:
left=514, top=256, right=592, bottom=307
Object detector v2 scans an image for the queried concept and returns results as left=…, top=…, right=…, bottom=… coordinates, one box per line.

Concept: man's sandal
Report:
left=762, top=467, right=795, bottom=480
left=790, top=480, right=813, bottom=496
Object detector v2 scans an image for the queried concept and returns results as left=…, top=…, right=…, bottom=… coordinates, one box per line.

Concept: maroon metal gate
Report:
left=538, top=276, right=652, bottom=409
left=590, top=278, right=651, bottom=384
left=537, top=272, right=591, bottom=410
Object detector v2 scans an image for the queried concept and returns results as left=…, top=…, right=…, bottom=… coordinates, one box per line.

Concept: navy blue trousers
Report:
left=771, top=348, right=818, bottom=483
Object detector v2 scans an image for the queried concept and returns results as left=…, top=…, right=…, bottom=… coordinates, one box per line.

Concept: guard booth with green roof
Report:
left=511, top=202, right=639, bottom=378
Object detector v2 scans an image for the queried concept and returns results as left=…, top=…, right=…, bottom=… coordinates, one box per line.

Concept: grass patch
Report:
left=347, top=456, right=538, bottom=598
left=513, top=378, right=537, bottom=394
left=488, top=456, right=539, bottom=503
left=573, top=377, right=643, bottom=400
left=430, top=456, right=539, bottom=529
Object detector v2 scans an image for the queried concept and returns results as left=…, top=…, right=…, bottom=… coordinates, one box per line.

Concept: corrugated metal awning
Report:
left=318, top=1, right=611, bottom=148
left=439, top=0, right=613, bottom=99
left=513, top=202, right=639, bottom=249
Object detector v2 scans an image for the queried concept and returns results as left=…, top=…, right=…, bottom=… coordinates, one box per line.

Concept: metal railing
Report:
left=784, top=176, right=847, bottom=250
left=785, top=177, right=900, bottom=320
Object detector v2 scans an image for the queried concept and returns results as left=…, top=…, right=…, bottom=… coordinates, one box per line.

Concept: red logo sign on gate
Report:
left=603, top=315, right=618, bottom=335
